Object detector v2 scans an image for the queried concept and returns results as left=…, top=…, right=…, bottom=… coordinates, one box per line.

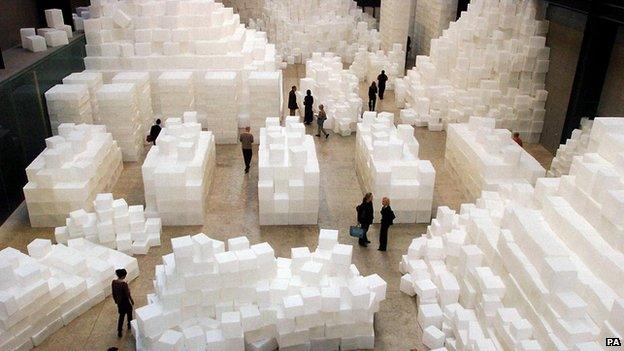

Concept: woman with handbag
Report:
left=356, top=193, right=374, bottom=247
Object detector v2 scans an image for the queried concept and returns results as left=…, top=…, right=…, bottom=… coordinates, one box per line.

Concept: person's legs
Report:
left=117, top=312, right=125, bottom=336
left=243, top=148, right=252, bottom=172
left=289, top=108, right=295, bottom=116
left=322, top=125, right=329, bottom=137
left=127, top=310, right=133, bottom=330
left=379, top=86, right=385, bottom=100
left=370, top=97, right=376, bottom=111
left=379, top=225, right=388, bottom=251
left=359, top=224, right=370, bottom=246
left=368, top=99, right=373, bottom=111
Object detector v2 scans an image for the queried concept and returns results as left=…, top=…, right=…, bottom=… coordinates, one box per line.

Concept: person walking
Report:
left=377, top=70, right=388, bottom=100
left=368, top=82, right=378, bottom=111
left=288, top=86, right=299, bottom=116
left=239, top=126, right=254, bottom=174
left=378, top=197, right=395, bottom=251
left=148, top=119, right=162, bottom=145
left=356, top=193, right=374, bottom=247
left=303, top=89, right=314, bottom=125
left=112, top=268, right=134, bottom=338
left=316, top=104, right=329, bottom=139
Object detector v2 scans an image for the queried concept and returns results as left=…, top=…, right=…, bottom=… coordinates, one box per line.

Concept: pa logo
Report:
left=606, top=337, right=622, bottom=347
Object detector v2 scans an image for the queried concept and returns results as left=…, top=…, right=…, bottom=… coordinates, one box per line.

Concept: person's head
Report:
left=363, top=192, right=373, bottom=203
left=156, top=119, right=161, bottom=125
left=382, top=197, right=390, bottom=206
left=291, top=86, right=296, bottom=91
left=115, top=268, right=127, bottom=280
left=381, top=70, right=385, bottom=74
left=371, top=81, right=376, bottom=87
left=513, top=132, right=520, bottom=138
left=319, top=104, right=324, bottom=110
left=245, top=126, right=251, bottom=133
left=306, top=89, right=311, bottom=96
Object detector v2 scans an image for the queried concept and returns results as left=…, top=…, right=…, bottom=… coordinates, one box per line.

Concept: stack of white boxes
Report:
left=20, top=28, right=47, bottom=53
left=446, top=117, right=545, bottom=200
left=142, top=115, right=216, bottom=225
left=349, top=44, right=406, bottom=90
left=548, top=118, right=593, bottom=177
left=23, top=123, right=123, bottom=227
left=396, top=0, right=550, bottom=141
left=62, top=71, right=103, bottom=123
left=23, top=8, right=73, bottom=50
left=44, top=84, right=94, bottom=134
left=112, top=71, right=155, bottom=135
left=196, top=71, right=240, bottom=143
left=0, top=238, right=137, bottom=350
left=259, top=0, right=379, bottom=64
left=54, top=193, right=162, bottom=256
left=220, top=0, right=264, bottom=24
left=300, top=53, right=362, bottom=136
left=248, top=71, right=282, bottom=140
left=132, top=229, right=387, bottom=350
left=399, top=118, right=624, bottom=350
left=258, top=117, right=320, bottom=225
left=80, top=0, right=281, bottom=144
left=96, top=83, right=144, bottom=161
left=413, top=0, right=458, bottom=55
left=355, top=112, right=436, bottom=223
left=379, top=0, right=412, bottom=52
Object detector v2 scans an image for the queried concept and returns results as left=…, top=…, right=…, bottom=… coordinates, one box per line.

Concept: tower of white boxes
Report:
left=399, top=118, right=624, bottom=350
left=142, top=114, right=216, bottom=225
left=413, top=0, right=458, bottom=55
left=248, top=71, right=282, bottom=139
left=379, top=0, right=412, bottom=52
left=23, top=124, right=123, bottom=227
left=80, top=0, right=281, bottom=143
left=355, top=112, right=436, bottom=223
left=300, top=53, right=362, bottom=136
left=62, top=71, right=103, bottom=123
left=548, top=118, right=593, bottom=177
left=445, top=117, right=546, bottom=200
left=396, top=0, right=550, bottom=141
left=0, top=239, right=137, bottom=350
left=112, top=71, right=154, bottom=135
left=197, top=71, right=239, bottom=144
left=96, top=83, right=144, bottom=161
left=44, top=84, right=94, bottom=134
left=258, top=117, right=320, bottom=225
left=133, top=230, right=387, bottom=350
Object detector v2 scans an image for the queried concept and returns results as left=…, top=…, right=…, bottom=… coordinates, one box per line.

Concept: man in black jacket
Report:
left=378, top=197, right=395, bottom=251
left=368, top=82, right=377, bottom=111
left=288, top=86, right=298, bottom=116
left=149, top=119, right=162, bottom=145
left=377, top=70, right=388, bottom=100
left=357, top=193, right=374, bottom=247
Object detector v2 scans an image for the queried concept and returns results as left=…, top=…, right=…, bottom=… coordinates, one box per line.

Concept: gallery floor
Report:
left=0, top=64, right=555, bottom=350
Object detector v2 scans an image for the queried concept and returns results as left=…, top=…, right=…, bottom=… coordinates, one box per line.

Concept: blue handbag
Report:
left=349, top=225, right=364, bottom=238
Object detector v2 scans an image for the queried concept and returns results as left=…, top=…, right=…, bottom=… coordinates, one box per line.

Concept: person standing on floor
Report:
left=288, top=86, right=299, bottom=116
left=316, top=104, right=329, bottom=139
left=356, top=193, right=374, bottom=247
left=303, top=89, right=314, bottom=125
left=112, top=268, right=134, bottom=338
left=239, top=126, right=254, bottom=174
left=368, top=82, right=378, bottom=111
left=378, top=197, right=395, bottom=251
left=377, top=70, right=388, bottom=100
left=148, top=119, right=162, bottom=145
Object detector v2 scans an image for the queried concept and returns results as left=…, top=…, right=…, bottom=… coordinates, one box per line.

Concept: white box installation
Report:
left=62, top=71, right=104, bottom=123
left=258, top=117, right=319, bottom=225
left=220, top=0, right=263, bottom=24
left=0, top=238, right=137, bottom=351
left=398, top=117, right=624, bottom=350
left=54, top=193, right=161, bottom=256
left=350, top=44, right=406, bottom=91
left=81, top=0, right=281, bottom=142
left=112, top=71, right=154, bottom=134
left=196, top=71, right=239, bottom=143
left=413, top=0, right=458, bottom=55
left=96, top=83, right=145, bottom=161
left=44, top=84, right=94, bottom=134
left=355, top=112, right=436, bottom=223
left=379, top=0, right=411, bottom=52
left=395, top=0, right=550, bottom=142
left=256, top=0, right=379, bottom=64
left=133, top=229, right=387, bottom=350
left=548, top=118, right=593, bottom=177
left=247, top=71, right=283, bottom=140
left=446, top=117, right=545, bottom=200
left=300, top=52, right=362, bottom=136
left=23, top=123, right=123, bottom=227
left=142, top=115, right=216, bottom=225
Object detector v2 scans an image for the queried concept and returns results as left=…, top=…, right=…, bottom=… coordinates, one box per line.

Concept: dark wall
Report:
left=0, top=0, right=42, bottom=51
left=598, top=25, right=624, bottom=117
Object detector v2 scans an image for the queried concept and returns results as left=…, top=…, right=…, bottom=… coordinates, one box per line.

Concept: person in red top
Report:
left=513, top=132, right=523, bottom=147
left=112, top=268, right=134, bottom=337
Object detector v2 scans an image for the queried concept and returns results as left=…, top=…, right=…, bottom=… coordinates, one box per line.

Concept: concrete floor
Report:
left=0, top=64, right=555, bottom=351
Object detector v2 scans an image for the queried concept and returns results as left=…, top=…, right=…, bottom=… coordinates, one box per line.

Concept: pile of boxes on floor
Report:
left=258, top=117, right=320, bottom=225
left=413, top=0, right=458, bottom=55
left=257, top=0, right=379, bottom=64
left=350, top=44, right=406, bottom=91
left=399, top=117, right=624, bottom=350
left=23, top=124, right=123, bottom=227
left=142, top=114, right=216, bottom=226
left=299, top=53, right=363, bottom=136
left=548, top=118, right=593, bottom=177
left=72, top=6, right=91, bottom=31
left=132, top=229, right=387, bottom=350
left=445, top=117, right=545, bottom=200
left=395, top=0, right=550, bottom=143
left=54, top=193, right=161, bottom=256
left=355, top=112, right=436, bottom=223
left=379, top=0, right=411, bottom=52
left=20, top=9, right=73, bottom=53
left=81, top=0, right=281, bottom=128
left=0, top=238, right=138, bottom=350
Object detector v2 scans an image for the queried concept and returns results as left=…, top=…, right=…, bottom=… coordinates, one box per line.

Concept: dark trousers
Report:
left=242, top=148, right=252, bottom=170
left=368, top=97, right=376, bottom=111
left=379, top=85, right=386, bottom=99
left=359, top=223, right=370, bottom=245
left=379, top=224, right=389, bottom=250
left=118, top=310, right=133, bottom=333
left=289, top=108, right=297, bottom=116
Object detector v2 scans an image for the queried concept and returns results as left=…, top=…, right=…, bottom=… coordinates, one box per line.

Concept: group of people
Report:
left=355, top=193, right=395, bottom=251
left=368, top=70, right=388, bottom=111
left=288, top=86, right=330, bottom=139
